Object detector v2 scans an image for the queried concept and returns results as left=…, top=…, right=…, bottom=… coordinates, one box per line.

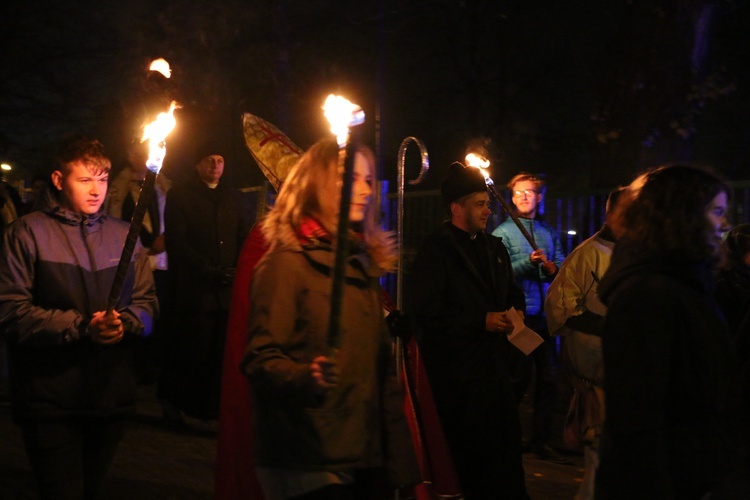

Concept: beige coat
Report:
left=242, top=237, right=418, bottom=486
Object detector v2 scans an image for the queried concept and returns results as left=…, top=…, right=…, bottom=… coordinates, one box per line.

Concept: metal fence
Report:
left=241, top=180, right=750, bottom=302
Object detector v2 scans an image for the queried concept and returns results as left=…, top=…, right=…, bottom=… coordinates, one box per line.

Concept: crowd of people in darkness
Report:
left=0, top=129, right=748, bottom=499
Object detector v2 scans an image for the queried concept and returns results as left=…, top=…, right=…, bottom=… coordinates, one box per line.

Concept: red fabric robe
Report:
left=214, top=224, right=268, bottom=500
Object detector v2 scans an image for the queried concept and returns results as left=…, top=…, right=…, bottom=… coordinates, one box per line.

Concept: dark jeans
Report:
left=132, top=269, right=168, bottom=384
left=290, top=484, right=354, bottom=500
left=510, top=314, right=560, bottom=445
left=157, top=309, right=228, bottom=420
left=19, top=417, right=124, bottom=500
left=288, top=469, right=393, bottom=500
left=436, top=378, right=528, bottom=499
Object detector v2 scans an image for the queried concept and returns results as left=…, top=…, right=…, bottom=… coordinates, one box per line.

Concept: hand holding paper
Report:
left=506, top=307, right=544, bottom=355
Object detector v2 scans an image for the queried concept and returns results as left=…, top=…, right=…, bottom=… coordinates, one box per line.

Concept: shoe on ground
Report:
left=159, top=399, right=186, bottom=428
left=525, top=443, right=574, bottom=465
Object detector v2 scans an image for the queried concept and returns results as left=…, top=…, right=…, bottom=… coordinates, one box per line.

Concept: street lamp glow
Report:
left=1, top=164, right=11, bottom=171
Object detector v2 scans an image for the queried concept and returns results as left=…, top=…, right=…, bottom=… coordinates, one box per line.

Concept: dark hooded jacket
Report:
left=0, top=188, right=157, bottom=423
left=595, top=238, right=749, bottom=499
left=716, top=259, right=750, bottom=368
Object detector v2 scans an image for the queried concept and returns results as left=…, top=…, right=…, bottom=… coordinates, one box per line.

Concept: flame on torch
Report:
left=465, top=152, right=492, bottom=184
left=140, top=101, right=178, bottom=174
left=149, top=58, right=172, bottom=79
left=322, top=94, right=365, bottom=147
left=464, top=151, right=542, bottom=251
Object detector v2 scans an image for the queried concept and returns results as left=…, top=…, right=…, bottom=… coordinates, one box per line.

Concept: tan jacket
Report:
left=242, top=237, right=418, bottom=486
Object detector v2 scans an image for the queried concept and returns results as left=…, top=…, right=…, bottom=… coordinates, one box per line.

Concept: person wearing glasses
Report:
left=491, top=172, right=567, bottom=463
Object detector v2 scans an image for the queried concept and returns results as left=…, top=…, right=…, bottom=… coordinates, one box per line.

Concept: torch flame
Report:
left=465, top=153, right=492, bottom=184
left=323, top=94, right=365, bottom=147
left=149, top=58, right=172, bottom=79
left=141, top=101, right=178, bottom=174
left=465, top=152, right=490, bottom=170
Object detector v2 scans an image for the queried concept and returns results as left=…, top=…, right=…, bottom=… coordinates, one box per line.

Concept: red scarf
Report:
left=297, top=216, right=332, bottom=246
left=297, top=216, right=364, bottom=250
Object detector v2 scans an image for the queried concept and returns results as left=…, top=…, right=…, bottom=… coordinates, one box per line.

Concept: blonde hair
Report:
left=507, top=172, right=544, bottom=193
left=263, top=138, right=397, bottom=271
left=55, top=135, right=111, bottom=176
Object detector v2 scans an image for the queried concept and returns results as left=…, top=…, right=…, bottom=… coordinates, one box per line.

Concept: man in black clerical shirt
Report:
left=409, top=163, right=529, bottom=499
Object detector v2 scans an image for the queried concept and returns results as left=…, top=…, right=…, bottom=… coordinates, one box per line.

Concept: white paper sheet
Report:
left=506, top=307, right=544, bottom=355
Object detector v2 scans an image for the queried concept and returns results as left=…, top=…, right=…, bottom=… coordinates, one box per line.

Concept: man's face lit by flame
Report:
left=195, top=155, right=224, bottom=184
left=52, top=161, right=108, bottom=215
left=452, top=191, right=491, bottom=235
left=510, top=179, right=542, bottom=218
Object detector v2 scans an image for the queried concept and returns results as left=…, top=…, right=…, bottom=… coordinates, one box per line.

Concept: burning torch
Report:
left=464, top=153, right=540, bottom=252
left=322, top=94, right=365, bottom=350
left=106, top=64, right=177, bottom=312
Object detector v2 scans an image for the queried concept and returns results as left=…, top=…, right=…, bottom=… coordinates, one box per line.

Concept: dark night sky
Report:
left=1, top=0, right=749, bottom=193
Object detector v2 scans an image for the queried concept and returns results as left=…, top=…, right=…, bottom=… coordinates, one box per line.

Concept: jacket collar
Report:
left=294, top=217, right=384, bottom=280
left=443, top=221, right=498, bottom=297
left=40, top=187, right=105, bottom=227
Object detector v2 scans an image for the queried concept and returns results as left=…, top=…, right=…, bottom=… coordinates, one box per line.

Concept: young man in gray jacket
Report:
left=0, top=135, right=158, bottom=499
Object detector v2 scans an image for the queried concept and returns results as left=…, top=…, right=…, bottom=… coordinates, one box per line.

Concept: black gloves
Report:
left=206, top=265, right=237, bottom=286
left=385, top=310, right=412, bottom=340
left=220, top=267, right=237, bottom=286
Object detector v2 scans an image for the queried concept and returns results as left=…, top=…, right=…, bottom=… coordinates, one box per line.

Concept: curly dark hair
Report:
left=623, top=164, right=730, bottom=262
left=55, top=134, right=111, bottom=174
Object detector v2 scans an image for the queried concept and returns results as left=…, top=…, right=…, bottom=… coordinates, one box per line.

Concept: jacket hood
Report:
left=599, top=237, right=717, bottom=306
left=39, top=187, right=106, bottom=226
left=301, top=239, right=385, bottom=281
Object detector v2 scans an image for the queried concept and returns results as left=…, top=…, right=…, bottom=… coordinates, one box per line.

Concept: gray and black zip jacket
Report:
left=0, top=188, right=158, bottom=423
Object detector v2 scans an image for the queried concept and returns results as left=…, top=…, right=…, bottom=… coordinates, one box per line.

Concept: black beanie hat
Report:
left=441, top=162, right=487, bottom=205
left=194, top=141, right=225, bottom=165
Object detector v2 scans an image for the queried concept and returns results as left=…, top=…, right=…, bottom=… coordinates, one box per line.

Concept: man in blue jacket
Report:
left=492, top=172, right=567, bottom=463
left=0, top=135, right=158, bottom=498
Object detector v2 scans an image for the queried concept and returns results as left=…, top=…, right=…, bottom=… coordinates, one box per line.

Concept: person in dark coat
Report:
left=715, top=222, right=750, bottom=460
left=158, top=142, right=251, bottom=422
left=596, top=164, right=750, bottom=499
left=410, top=162, right=529, bottom=499
left=716, top=223, right=750, bottom=369
left=0, top=135, right=158, bottom=498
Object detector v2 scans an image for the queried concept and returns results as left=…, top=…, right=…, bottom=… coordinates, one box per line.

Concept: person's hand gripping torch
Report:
left=106, top=101, right=177, bottom=313
left=322, top=94, right=365, bottom=350
left=308, top=95, right=365, bottom=396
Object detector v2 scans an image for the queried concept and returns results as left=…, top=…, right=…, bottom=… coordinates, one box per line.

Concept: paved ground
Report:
left=0, top=378, right=583, bottom=499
